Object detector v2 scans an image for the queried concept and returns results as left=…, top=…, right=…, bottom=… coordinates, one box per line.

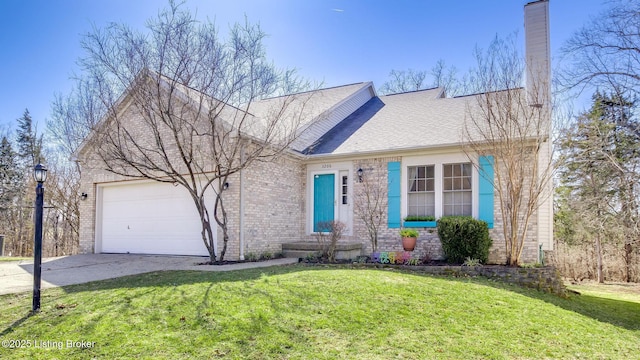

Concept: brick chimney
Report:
left=524, top=0, right=551, bottom=107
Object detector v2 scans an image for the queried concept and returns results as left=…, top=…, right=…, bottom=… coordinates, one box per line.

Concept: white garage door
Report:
left=98, top=181, right=213, bottom=256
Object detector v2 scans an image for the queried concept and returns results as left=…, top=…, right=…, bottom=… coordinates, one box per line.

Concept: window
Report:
left=341, top=176, right=348, bottom=205
left=407, top=165, right=435, bottom=217
left=443, top=163, right=472, bottom=216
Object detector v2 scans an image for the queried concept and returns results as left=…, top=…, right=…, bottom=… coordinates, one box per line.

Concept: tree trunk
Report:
left=595, top=232, right=603, bottom=283
left=624, top=243, right=632, bottom=283
left=200, top=220, right=216, bottom=263
left=214, top=177, right=230, bottom=262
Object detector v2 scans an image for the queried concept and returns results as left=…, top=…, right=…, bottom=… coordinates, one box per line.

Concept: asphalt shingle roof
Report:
left=306, top=87, right=481, bottom=155
left=246, top=82, right=370, bottom=131
left=302, top=96, right=384, bottom=155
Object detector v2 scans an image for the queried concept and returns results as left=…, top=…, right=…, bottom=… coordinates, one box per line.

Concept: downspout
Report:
left=239, top=145, right=246, bottom=260
left=213, top=186, right=218, bottom=258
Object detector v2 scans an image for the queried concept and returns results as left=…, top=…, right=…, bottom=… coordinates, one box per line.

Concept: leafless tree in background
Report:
left=379, top=69, right=427, bottom=95
left=560, top=0, right=640, bottom=97
left=379, top=61, right=465, bottom=96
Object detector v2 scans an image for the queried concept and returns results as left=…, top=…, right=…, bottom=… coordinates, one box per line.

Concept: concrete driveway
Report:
left=0, top=254, right=297, bottom=295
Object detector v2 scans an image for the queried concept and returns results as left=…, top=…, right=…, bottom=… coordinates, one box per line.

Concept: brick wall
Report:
left=346, top=155, right=540, bottom=265
left=224, top=153, right=305, bottom=260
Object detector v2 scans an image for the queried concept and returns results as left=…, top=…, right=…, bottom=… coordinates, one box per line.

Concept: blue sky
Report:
left=0, top=0, right=607, bottom=134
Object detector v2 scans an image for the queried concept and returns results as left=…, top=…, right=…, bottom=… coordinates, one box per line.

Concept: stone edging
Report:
left=302, top=262, right=567, bottom=297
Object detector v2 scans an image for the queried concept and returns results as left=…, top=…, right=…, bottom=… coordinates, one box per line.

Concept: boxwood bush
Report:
left=437, top=216, right=492, bottom=264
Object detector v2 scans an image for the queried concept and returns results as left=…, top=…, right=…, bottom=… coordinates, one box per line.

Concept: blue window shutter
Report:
left=387, top=161, right=401, bottom=228
left=478, top=156, right=495, bottom=229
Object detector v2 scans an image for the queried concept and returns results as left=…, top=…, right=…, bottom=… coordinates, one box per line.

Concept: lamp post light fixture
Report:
left=32, top=163, right=47, bottom=312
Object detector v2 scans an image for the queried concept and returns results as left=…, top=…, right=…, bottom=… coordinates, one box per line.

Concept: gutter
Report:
left=295, top=135, right=549, bottom=163
left=299, top=143, right=470, bottom=162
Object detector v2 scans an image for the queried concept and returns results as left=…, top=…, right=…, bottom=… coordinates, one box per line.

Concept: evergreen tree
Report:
left=16, top=109, right=43, bottom=166
left=0, top=136, right=23, bottom=211
left=557, top=91, right=640, bottom=282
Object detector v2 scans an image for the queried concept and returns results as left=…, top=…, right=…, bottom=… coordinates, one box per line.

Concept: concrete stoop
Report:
left=282, top=241, right=363, bottom=260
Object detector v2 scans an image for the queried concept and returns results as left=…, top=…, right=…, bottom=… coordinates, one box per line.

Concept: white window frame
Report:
left=407, top=165, right=436, bottom=217
left=401, top=153, right=479, bottom=221
left=442, top=162, right=473, bottom=216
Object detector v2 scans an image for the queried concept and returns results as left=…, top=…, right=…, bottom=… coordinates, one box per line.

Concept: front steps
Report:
left=282, top=242, right=363, bottom=260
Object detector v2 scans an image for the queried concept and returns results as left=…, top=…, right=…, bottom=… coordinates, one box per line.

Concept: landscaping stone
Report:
left=333, top=262, right=567, bottom=297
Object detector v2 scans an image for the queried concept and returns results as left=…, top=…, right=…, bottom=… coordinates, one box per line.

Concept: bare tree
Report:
left=50, top=77, right=107, bottom=173
left=462, top=35, right=554, bottom=266
left=378, top=69, right=427, bottom=95
left=69, top=2, right=312, bottom=262
left=353, top=164, right=386, bottom=252
left=44, top=162, right=81, bottom=257
left=313, top=220, right=346, bottom=262
left=45, top=67, right=115, bottom=259
left=380, top=61, right=465, bottom=96
left=560, top=0, right=640, bottom=97
left=431, top=60, right=466, bottom=97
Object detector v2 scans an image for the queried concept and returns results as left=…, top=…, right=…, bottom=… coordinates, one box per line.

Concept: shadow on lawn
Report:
left=59, top=264, right=308, bottom=294
left=0, top=312, right=35, bottom=337
left=0, top=264, right=301, bottom=334
left=18, top=263, right=640, bottom=332
left=433, top=271, right=640, bottom=331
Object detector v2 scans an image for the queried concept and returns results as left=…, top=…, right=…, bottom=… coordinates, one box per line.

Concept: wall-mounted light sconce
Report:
left=357, top=168, right=364, bottom=183
left=222, top=182, right=230, bottom=190
left=80, top=192, right=88, bottom=201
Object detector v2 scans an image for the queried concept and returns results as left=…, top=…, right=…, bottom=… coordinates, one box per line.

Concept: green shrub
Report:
left=437, top=216, right=492, bottom=264
left=403, top=215, right=436, bottom=222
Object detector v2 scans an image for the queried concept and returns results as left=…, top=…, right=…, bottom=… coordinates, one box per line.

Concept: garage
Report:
left=97, top=181, right=213, bottom=256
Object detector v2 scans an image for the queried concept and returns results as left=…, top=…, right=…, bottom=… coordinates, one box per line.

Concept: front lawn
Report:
left=0, top=257, right=30, bottom=262
left=0, top=265, right=638, bottom=359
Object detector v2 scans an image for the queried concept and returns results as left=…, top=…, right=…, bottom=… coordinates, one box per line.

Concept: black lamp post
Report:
left=32, top=163, right=47, bottom=312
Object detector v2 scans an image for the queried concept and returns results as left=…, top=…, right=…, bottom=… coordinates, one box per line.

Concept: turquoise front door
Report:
left=313, top=174, right=335, bottom=232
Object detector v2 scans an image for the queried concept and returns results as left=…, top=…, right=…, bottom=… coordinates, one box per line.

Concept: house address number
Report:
left=321, top=164, right=332, bottom=169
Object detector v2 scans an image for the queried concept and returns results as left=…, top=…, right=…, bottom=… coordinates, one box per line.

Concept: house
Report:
left=76, top=0, right=552, bottom=264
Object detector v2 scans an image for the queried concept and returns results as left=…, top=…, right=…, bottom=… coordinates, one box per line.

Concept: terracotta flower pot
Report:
left=402, top=236, right=417, bottom=251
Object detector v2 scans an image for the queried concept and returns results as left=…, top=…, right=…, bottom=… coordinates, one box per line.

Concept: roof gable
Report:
left=302, top=97, right=384, bottom=155
left=246, top=82, right=375, bottom=152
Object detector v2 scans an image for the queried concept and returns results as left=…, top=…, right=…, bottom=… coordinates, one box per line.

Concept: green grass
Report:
left=567, top=281, right=640, bottom=304
left=0, top=257, right=30, bottom=262
left=1, top=265, right=638, bottom=359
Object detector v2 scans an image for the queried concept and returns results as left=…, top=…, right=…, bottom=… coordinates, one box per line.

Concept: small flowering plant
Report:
left=399, top=228, right=419, bottom=238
